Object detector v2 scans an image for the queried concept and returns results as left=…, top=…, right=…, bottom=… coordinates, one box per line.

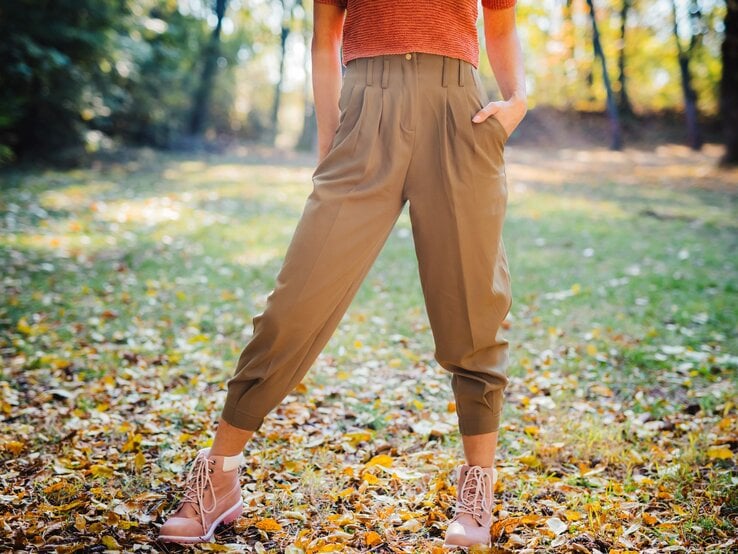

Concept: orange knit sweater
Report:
left=313, top=0, right=516, bottom=69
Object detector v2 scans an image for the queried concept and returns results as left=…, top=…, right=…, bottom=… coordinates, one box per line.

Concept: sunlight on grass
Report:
left=1, top=147, right=736, bottom=552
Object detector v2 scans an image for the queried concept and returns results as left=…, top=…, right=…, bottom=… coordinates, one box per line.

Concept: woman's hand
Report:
left=479, top=4, right=527, bottom=140
left=472, top=92, right=527, bottom=139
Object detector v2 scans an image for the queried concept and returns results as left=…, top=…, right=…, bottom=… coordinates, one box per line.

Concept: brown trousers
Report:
left=221, top=52, right=512, bottom=436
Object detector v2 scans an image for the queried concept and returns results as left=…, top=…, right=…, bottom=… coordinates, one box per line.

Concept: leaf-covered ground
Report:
left=1, top=143, right=737, bottom=553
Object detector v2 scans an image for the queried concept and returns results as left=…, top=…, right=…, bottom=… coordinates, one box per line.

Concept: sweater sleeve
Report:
left=315, top=0, right=347, bottom=8
left=482, top=0, right=517, bottom=8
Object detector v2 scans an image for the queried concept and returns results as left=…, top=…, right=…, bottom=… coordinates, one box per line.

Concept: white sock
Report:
left=221, top=453, right=245, bottom=471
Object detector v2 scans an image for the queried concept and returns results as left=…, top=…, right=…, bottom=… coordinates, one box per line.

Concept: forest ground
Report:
left=1, top=134, right=737, bottom=553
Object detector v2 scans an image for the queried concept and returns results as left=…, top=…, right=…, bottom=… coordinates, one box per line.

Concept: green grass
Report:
left=0, top=147, right=736, bottom=552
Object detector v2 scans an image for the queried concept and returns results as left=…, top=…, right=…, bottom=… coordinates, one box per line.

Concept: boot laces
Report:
left=454, top=466, right=493, bottom=525
left=180, top=450, right=218, bottom=533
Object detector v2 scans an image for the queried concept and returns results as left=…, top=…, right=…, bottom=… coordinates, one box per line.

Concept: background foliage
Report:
left=0, top=0, right=729, bottom=164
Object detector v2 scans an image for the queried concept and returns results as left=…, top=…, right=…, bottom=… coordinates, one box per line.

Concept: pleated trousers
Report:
left=222, top=51, right=512, bottom=435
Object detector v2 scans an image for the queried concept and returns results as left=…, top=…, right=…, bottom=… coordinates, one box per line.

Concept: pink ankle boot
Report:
left=158, top=447, right=245, bottom=544
left=443, top=464, right=498, bottom=548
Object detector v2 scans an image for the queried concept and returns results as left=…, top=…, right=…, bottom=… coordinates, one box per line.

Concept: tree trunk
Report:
left=269, top=0, right=291, bottom=146
left=670, top=0, right=703, bottom=150
left=586, top=0, right=623, bottom=150
left=189, top=0, right=228, bottom=136
left=296, top=16, right=317, bottom=153
left=720, top=0, right=738, bottom=165
left=617, top=0, right=633, bottom=116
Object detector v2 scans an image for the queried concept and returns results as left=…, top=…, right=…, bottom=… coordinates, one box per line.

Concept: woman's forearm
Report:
left=483, top=7, right=527, bottom=106
left=311, top=4, right=345, bottom=162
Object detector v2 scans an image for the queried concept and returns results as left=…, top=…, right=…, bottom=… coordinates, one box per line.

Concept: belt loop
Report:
left=441, top=56, right=448, bottom=88
left=366, top=58, right=374, bottom=86
left=381, top=58, right=390, bottom=89
left=458, top=59, right=465, bottom=87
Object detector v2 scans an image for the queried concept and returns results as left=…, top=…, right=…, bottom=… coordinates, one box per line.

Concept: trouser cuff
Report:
left=220, top=404, right=265, bottom=433
left=456, top=389, right=504, bottom=435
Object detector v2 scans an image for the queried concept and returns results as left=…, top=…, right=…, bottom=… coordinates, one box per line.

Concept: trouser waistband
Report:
left=345, top=52, right=474, bottom=89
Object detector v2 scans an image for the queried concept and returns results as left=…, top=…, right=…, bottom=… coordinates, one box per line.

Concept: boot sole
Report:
left=442, top=540, right=492, bottom=549
left=158, top=500, right=243, bottom=544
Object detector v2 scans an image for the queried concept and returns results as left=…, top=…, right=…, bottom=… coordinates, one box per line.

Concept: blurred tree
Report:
left=98, top=2, right=209, bottom=147
left=189, top=0, right=229, bottom=136
left=586, top=0, right=623, bottom=149
left=616, top=0, right=634, bottom=116
left=0, top=0, right=123, bottom=162
left=671, top=0, right=704, bottom=150
left=270, top=0, right=301, bottom=146
left=721, top=0, right=737, bottom=164
left=296, top=1, right=317, bottom=153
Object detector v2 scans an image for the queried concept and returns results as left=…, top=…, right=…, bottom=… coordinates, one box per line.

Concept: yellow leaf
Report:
left=90, top=464, right=114, bottom=478
left=642, top=512, right=658, bottom=525
left=364, top=531, right=382, bottom=546
left=362, top=472, right=379, bottom=484
left=134, top=452, right=146, bottom=471
left=336, top=487, right=355, bottom=499
left=447, top=401, right=456, bottom=413
left=669, top=503, right=688, bottom=516
left=707, top=446, right=733, bottom=460
left=412, top=399, right=424, bottom=410
left=122, top=433, right=142, bottom=453
left=586, top=344, right=598, bottom=356
left=318, top=545, right=343, bottom=552
left=17, top=317, right=32, bottom=335
left=590, top=384, right=613, bottom=397
left=397, top=518, right=422, bottom=532
left=220, top=290, right=237, bottom=301
left=101, top=536, right=119, bottom=549
left=523, top=426, right=539, bottom=436
left=354, top=340, right=363, bottom=349
left=74, top=513, right=86, bottom=532
left=564, top=510, right=583, bottom=521
left=571, top=283, right=581, bottom=294
left=365, top=454, right=393, bottom=468
left=519, top=454, right=541, bottom=468
left=2, top=440, right=24, bottom=455
left=256, top=518, right=282, bottom=531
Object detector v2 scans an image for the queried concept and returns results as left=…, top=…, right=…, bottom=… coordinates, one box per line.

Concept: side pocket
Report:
left=331, top=82, right=368, bottom=156
left=488, top=115, right=509, bottom=145
left=470, top=69, right=508, bottom=148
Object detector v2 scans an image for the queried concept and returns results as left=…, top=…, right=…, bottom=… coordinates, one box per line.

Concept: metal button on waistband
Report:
left=405, top=53, right=412, bottom=60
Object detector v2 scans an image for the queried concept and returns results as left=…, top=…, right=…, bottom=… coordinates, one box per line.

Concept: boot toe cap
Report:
left=443, top=520, right=491, bottom=547
left=159, top=517, right=205, bottom=542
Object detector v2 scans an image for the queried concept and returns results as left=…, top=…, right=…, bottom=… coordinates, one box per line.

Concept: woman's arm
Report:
left=312, top=3, right=346, bottom=162
left=473, top=5, right=528, bottom=138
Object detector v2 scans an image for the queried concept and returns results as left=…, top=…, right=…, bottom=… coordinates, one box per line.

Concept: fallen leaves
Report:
left=1, top=150, right=736, bottom=552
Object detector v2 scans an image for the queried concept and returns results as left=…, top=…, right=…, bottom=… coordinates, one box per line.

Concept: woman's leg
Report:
left=402, top=55, right=511, bottom=547
left=461, top=431, right=498, bottom=467
left=159, top=55, right=420, bottom=544
left=209, top=418, right=253, bottom=457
